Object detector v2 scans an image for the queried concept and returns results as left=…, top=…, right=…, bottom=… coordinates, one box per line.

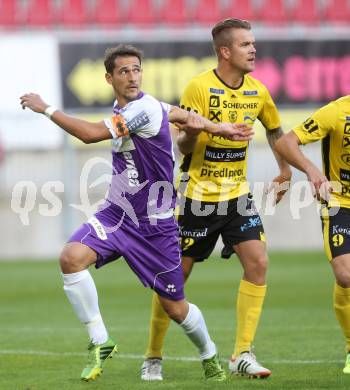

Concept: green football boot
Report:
left=81, top=337, right=118, bottom=381
left=202, top=354, right=226, bottom=381
left=343, top=352, right=350, bottom=374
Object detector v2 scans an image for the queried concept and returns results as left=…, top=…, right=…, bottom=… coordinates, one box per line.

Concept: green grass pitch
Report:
left=1, top=251, right=349, bottom=389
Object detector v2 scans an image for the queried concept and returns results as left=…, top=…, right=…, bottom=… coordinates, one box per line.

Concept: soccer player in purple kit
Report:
left=20, top=44, right=253, bottom=382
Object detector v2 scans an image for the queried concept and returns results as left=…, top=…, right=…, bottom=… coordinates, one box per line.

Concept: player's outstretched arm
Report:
left=20, top=93, right=112, bottom=144
left=275, top=131, right=332, bottom=200
left=168, top=105, right=254, bottom=155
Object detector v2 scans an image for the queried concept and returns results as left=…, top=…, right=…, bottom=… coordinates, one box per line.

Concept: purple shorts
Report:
left=68, top=209, right=184, bottom=301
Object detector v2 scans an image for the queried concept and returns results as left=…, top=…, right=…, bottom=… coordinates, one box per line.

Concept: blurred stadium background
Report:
left=1, top=0, right=350, bottom=259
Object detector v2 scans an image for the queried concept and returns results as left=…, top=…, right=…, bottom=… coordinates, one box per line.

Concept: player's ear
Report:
left=105, top=72, right=113, bottom=85
left=220, top=46, right=230, bottom=60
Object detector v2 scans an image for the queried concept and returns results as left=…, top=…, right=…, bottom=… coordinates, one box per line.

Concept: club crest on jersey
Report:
left=209, top=88, right=225, bottom=95
left=243, top=112, right=256, bottom=125
left=228, top=111, right=238, bottom=123
left=243, top=90, right=258, bottom=96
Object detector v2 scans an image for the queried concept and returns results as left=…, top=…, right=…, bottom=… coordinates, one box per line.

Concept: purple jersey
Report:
left=68, top=92, right=185, bottom=301
left=103, top=92, right=176, bottom=220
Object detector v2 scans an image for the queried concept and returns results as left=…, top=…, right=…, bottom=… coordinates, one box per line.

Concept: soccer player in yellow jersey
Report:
left=275, top=96, right=350, bottom=374
left=141, top=19, right=291, bottom=380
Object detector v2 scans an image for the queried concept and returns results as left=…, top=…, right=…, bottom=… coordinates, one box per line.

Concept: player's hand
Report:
left=20, top=93, right=49, bottom=114
left=216, top=123, right=254, bottom=141
left=306, top=165, right=333, bottom=201
left=266, top=172, right=291, bottom=205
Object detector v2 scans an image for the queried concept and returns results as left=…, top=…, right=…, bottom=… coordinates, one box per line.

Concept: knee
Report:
left=59, top=246, right=85, bottom=274
left=335, top=270, right=350, bottom=288
left=243, top=253, right=268, bottom=284
left=162, top=302, right=187, bottom=324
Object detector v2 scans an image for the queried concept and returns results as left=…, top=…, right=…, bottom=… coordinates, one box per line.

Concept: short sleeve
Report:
left=180, top=78, right=205, bottom=116
left=258, top=86, right=281, bottom=131
left=293, top=102, right=338, bottom=145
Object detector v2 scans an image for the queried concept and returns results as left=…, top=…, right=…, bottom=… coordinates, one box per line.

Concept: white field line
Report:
left=0, top=349, right=343, bottom=364
left=0, top=325, right=340, bottom=333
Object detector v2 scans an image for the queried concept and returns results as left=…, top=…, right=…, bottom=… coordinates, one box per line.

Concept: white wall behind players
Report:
left=0, top=34, right=62, bottom=149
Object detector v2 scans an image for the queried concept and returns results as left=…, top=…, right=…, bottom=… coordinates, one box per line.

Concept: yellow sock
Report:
left=145, top=292, right=171, bottom=358
left=233, top=279, right=267, bottom=357
left=334, top=283, right=350, bottom=352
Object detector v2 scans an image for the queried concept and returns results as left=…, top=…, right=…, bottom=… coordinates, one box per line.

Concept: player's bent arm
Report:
left=266, top=127, right=292, bottom=179
left=20, top=93, right=112, bottom=144
left=275, top=131, right=318, bottom=175
left=275, top=130, right=331, bottom=196
left=169, top=105, right=253, bottom=154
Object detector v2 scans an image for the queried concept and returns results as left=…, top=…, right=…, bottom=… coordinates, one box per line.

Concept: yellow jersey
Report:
left=293, top=96, right=350, bottom=209
left=178, top=69, right=280, bottom=202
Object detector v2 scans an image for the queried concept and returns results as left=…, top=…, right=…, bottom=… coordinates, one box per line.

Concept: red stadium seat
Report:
left=25, top=0, right=55, bottom=27
left=258, top=0, right=288, bottom=24
left=92, top=0, right=122, bottom=26
left=324, top=0, right=350, bottom=23
left=290, top=0, right=320, bottom=24
left=125, top=0, right=156, bottom=26
left=0, top=0, right=19, bottom=27
left=193, top=0, right=222, bottom=25
left=158, top=0, right=189, bottom=26
left=222, top=0, right=256, bottom=21
left=58, top=0, right=89, bottom=27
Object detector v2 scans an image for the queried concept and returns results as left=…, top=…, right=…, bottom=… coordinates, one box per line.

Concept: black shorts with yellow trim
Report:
left=321, top=206, right=350, bottom=261
left=177, top=193, right=265, bottom=262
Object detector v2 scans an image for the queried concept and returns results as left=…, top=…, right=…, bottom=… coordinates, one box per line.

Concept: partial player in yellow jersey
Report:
left=276, top=96, right=350, bottom=374
left=141, top=18, right=291, bottom=381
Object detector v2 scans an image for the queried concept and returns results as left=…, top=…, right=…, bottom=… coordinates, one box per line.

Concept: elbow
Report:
left=80, top=135, right=93, bottom=144
left=80, top=132, right=99, bottom=144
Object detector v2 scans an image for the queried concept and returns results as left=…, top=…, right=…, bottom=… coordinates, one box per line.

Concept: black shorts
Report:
left=321, top=206, right=350, bottom=261
left=177, top=193, right=265, bottom=261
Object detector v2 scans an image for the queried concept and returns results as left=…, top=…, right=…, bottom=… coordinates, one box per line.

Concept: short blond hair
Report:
left=211, top=18, right=251, bottom=57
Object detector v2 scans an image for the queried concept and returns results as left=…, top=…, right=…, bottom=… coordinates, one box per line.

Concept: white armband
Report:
left=44, top=106, right=58, bottom=119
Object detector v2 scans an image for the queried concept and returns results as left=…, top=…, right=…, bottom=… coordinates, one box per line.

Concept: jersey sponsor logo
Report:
left=340, top=168, right=350, bottom=182
left=179, top=226, right=208, bottom=238
left=88, top=216, right=108, bottom=240
left=223, top=101, right=258, bottom=109
left=126, top=111, right=150, bottom=133
left=341, top=154, right=350, bottom=167
left=332, top=234, right=344, bottom=247
left=342, top=136, right=350, bottom=149
left=209, top=109, right=222, bottom=122
left=346, top=116, right=350, bottom=121
left=209, top=95, right=220, bottom=108
left=200, top=167, right=244, bottom=179
left=302, top=118, right=319, bottom=133
left=344, top=123, right=350, bottom=135
left=332, top=225, right=350, bottom=236
left=204, top=146, right=246, bottom=162
left=122, top=151, right=140, bottom=187
left=243, top=90, right=258, bottom=95
left=240, top=216, right=262, bottom=232
left=229, top=111, right=237, bottom=122
left=209, top=88, right=225, bottom=95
